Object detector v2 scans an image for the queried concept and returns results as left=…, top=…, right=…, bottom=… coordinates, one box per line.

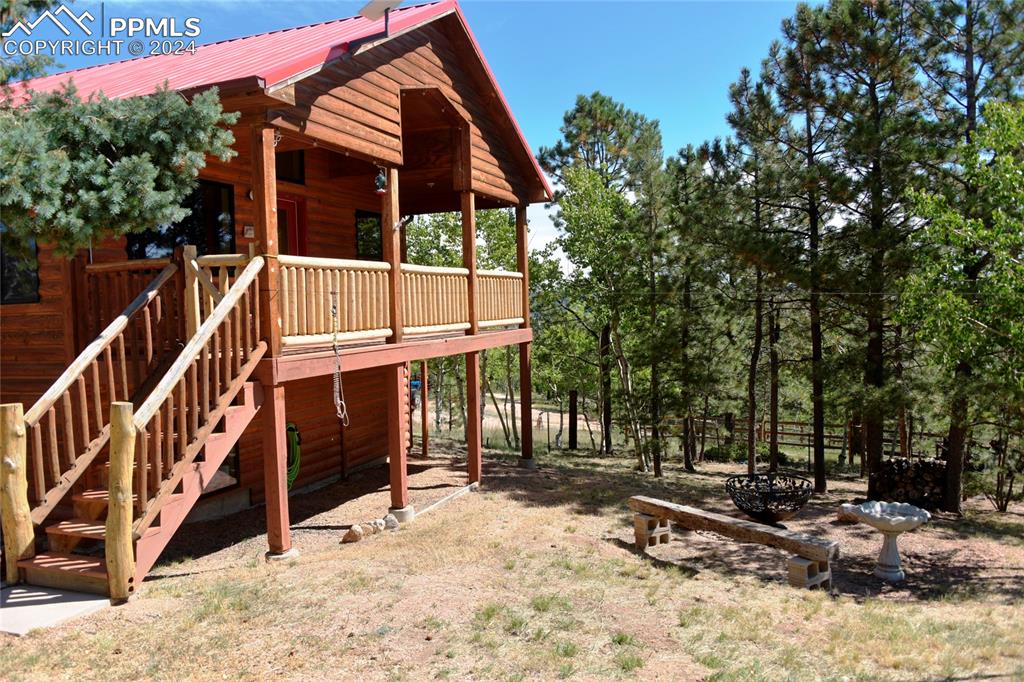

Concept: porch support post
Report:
left=420, top=360, right=429, bottom=459
left=382, top=167, right=403, bottom=344
left=515, top=205, right=535, bottom=468
left=466, top=351, right=482, bottom=484
left=252, top=124, right=282, bottom=357
left=461, top=191, right=478, bottom=334
left=262, top=383, right=295, bottom=559
left=518, top=342, right=535, bottom=468
left=387, top=363, right=413, bottom=521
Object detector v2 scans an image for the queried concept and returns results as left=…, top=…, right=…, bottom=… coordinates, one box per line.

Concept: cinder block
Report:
left=634, top=513, right=671, bottom=551
left=787, top=555, right=831, bottom=590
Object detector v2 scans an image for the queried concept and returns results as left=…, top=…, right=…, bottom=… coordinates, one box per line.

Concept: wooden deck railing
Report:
left=478, top=270, right=525, bottom=328
left=83, top=259, right=175, bottom=338
left=125, top=256, right=265, bottom=536
left=401, top=264, right=470, bottom=335
left=24, top=263, right=182, bottom=522
left=278, top=255, right=393, bottom=347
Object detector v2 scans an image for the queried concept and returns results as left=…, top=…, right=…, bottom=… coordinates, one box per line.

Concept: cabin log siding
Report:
left=240, top=368, right=392, bottom=502
left=281, top=19, right=529, bottom=204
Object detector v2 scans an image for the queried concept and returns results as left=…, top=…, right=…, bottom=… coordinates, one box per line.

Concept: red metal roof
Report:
left=17, top=2, right=452, bottom=99
left=15, top=0, right=552, bottom=200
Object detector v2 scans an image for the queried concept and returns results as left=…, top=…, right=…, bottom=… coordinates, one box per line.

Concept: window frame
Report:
left=0, top=230, right=41, bottom=306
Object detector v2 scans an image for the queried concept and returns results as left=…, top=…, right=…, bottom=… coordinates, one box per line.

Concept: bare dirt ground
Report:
left=3, top=444, right=1023, bottom=681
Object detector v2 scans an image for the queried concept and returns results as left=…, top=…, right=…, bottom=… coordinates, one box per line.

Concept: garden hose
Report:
left=286, top=422, right=301, bottom=490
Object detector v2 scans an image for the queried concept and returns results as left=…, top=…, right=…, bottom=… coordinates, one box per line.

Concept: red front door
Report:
left=277, top=196, right=307, bottom=256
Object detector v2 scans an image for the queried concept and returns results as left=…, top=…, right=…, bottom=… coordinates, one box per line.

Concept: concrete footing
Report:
left=389, top=505, right=416, bottom=524
left=264, top=547, right=301, bottom=563
left=517, top=457, right=538, bottom=470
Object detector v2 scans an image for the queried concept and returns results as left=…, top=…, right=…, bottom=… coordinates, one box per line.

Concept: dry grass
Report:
left=2, top=446, right=1023, bottom=681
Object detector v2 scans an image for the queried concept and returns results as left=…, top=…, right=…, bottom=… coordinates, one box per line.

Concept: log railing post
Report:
left=181, top=245, right=201, bottom=337
left=1, top=403, right=34, bottom=583
left=381, top=167, right=403, bottom=344
left=252, top=124, right=282, bottom=357
left=461, top=191, right=478, bottom=334
left=106, top=401, right=136, bottom=602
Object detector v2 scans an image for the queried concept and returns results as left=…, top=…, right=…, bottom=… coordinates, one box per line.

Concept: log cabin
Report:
left=0, top=0, right=550, bottom=599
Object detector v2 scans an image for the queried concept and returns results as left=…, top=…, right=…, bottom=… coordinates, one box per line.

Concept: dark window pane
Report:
left=0, top=227, right=41, bottom=305
left=276, top=150, right=305, bottom=185
left=126, top=180, right=236, bottom=259
left=355, top=210, right=383, bottom=261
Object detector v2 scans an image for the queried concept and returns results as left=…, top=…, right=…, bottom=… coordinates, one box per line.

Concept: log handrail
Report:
left=476, top=269, right=524, bottom=279
left=128, top=257, right=265, bottom=537
left=278, top=254, right=391, bottom=271
left=400, top=263, right=470, bottom=276
left=84, top=258, right=171, bottom=273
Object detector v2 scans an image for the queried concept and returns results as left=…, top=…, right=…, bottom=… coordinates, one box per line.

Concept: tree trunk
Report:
left=682, top=414, right=695, bottom=472
left=747, top=269, right=764, bottom=475
left=486, top=373, right=512, bottom=449
left=768, top=303, right=780, bottom=472
left=506, top=348, right=519, bottom=449
left=803, top=98, right=828, bottom=493
left=699, top=394, right=709, bottom=462
left=582, top=397, right=598, bottom=451
left=455, top=366, right=466, bottom=435
left=944, top=362, right=971, bottom=514
left=864, top=300, right=885, bottom=496
left=434, top=360, right=444, bottom=431
left=555, top=396, right=564, bottom=448
left=568, top=389, right=578, bottom=450
left=600, top=323, right=613, bottom=454
left=611, top=323, right=648, bottom=470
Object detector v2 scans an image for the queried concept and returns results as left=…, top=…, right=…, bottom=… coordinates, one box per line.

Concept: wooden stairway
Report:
left=18, top=381, right=262, bottom=594
left=4, top=255, right=267, bottom=599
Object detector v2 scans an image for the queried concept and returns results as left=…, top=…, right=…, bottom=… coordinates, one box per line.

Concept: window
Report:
left=355, top=210, right=383, bottom=260
left=276, top=150, right=305, bottom=185
left=0, top=227, right=40, bottom=305
left=126, top=180, right=235, bottom=259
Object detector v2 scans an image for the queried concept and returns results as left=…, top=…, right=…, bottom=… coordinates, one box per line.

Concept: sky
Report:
left=17, top=0, right=807, bottom=250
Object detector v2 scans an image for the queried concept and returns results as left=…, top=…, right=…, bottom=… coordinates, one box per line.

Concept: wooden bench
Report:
left=628, top=495, right=839, bottom=590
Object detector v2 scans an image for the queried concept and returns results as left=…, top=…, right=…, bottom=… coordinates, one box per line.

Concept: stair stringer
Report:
left=133, top=381, right=264, bottom=580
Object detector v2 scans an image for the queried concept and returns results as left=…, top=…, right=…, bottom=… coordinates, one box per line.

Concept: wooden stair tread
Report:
left=72, top=489, right=138, bottom=504
left=46, top=518, right=107, bottom=539
left=46, top=517, right=160, bottom=539
left=18, top=552, right=107, bottom=579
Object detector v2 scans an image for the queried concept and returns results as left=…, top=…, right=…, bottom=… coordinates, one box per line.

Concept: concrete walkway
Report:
left=1, top=584, right=108, bottom=636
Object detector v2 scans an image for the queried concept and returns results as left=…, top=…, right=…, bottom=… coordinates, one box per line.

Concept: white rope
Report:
left=331, top=290, right=350, bottom=427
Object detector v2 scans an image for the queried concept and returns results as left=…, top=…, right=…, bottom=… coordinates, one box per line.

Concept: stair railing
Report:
left=104, top=257, right=265, bottom=596
left=20, top=263, right=182, bottom=525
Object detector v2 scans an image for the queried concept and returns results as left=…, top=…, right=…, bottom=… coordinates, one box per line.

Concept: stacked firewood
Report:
left=869, top=457, right=947, bottom=510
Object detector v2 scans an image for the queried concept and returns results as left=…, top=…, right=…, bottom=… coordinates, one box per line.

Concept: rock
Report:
left=383, top=514, right=400, bottom=531
left=342, top=525, right=364, bottom=543
left=371, top=519, right=386, bottom=533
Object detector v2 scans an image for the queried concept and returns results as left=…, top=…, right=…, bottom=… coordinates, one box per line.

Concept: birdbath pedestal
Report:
left=840, top=501, right=931, bottom=582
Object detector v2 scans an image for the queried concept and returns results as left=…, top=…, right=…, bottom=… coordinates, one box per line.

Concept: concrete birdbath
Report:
left=840, top=501, right=931, bottom=582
